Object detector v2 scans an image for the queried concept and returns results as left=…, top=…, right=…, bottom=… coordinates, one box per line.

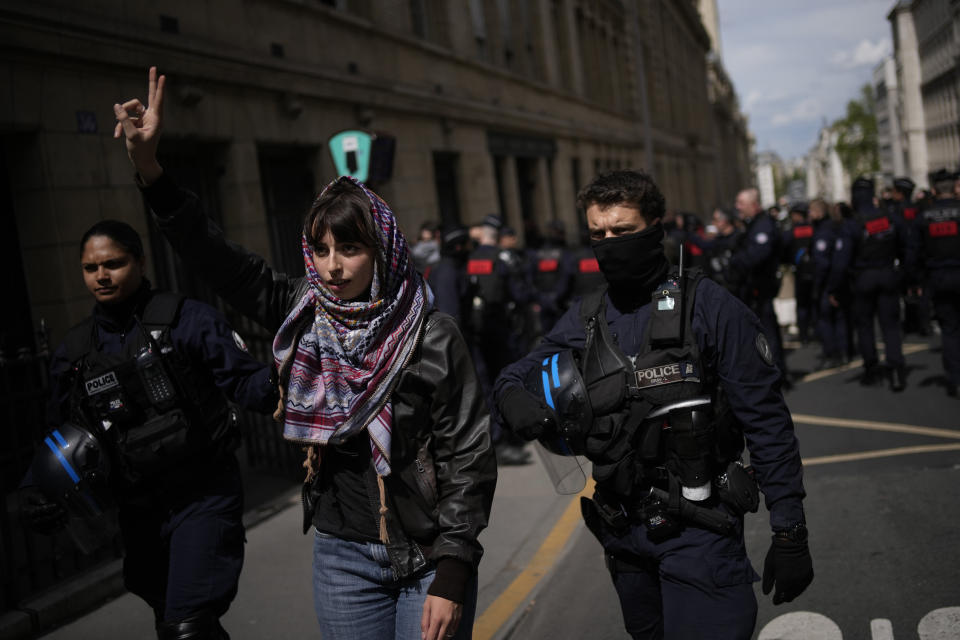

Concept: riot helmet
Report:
left=31, top=422, right=118, bottom=552
left=523, top=351, right=590, bottom=494
left=523, top=350, right=594, bottom=455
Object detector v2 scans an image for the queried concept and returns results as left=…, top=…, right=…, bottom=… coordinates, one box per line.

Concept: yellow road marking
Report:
left=799, top=343, right=929, bottom=383
left=803, top=442, right=960, bottom=466
left=792, top=413, right=960, bottom=440
left=473, top=478, right=595, bottom=640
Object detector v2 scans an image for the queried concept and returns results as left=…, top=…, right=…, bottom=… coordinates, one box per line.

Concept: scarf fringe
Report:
left=377, top=474, right=390, bottom=544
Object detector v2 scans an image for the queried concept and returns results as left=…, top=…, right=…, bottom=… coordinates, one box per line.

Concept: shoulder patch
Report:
left=232, top=330, right=249, bottom=353
left=755, top=232, right=769, bottom=244
left=755, top=333, right=775, bottom=367
left=815, top=239, right=828, bottom=252
left=835, top=238, right=844, bottom=250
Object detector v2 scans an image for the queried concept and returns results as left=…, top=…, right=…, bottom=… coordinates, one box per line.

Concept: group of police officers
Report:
left=412, top=214, right=606, bottom=465
left=408, top=169, right=960, bottom=469
left=21, top=160, right=960, bottom=639
left=774, top=172, right=960, bottom=397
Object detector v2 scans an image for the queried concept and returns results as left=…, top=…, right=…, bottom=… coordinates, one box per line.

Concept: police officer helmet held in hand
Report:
left=523, top=350, right=594, bottom=455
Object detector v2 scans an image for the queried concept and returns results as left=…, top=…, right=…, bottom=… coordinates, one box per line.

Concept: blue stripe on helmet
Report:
left=541, top=371, right=555, bottom=409
left=52, top=429, right=68, bottom=448
left=551, top=353, right=560, bottom=388
left=44, top=436, right=80, bottom=484
left=542, top=357, right=550, bottom=367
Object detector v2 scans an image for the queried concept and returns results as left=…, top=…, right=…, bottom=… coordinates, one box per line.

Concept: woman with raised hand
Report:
left=114, top=67, right=496, bottom=640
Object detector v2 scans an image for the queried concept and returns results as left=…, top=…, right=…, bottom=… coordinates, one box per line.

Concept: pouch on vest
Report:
left=650, top=277, right=683, bottom=347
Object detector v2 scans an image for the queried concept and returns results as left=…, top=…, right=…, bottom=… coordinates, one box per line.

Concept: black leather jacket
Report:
left=143, top=175, right=496, bottom=583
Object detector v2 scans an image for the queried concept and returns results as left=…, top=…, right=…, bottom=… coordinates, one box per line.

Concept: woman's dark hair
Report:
left=80, top=220, right=144, bottom=258
left=576, top=170, right=666, bottom=223
left=304, top=180, right=382, bottom=265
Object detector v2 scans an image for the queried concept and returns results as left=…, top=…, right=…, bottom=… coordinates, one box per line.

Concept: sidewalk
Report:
left=27, top=447, right=578, bottom=640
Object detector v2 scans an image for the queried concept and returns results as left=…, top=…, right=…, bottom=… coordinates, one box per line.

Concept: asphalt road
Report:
left=507, top=338, right=960, bottom=640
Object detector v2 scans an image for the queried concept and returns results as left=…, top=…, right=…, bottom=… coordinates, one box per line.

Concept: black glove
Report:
left=21, top=488, right=68, bottom=535
left=762, top=529, right=813, bottom=604
left=498, top=386, right=555, bottom=441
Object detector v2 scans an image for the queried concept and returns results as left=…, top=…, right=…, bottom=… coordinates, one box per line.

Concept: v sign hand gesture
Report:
left=113, top=66, right=166, bottom=185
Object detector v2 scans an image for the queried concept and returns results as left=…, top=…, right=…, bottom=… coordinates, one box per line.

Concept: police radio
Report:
left=136, top=346, right=178, bottom=411
left=132, top=316, right=181, bottom=412
left=649, top=247, right=684, bottom=347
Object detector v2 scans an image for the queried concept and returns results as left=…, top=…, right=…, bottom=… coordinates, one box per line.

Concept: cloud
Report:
left=717, top=0, right=893, bottom=158
left=771, top=98, right=822, bottom=126
left=744, top=90, right=763, bottom=110
left=832, top=38, right=891, bottom=69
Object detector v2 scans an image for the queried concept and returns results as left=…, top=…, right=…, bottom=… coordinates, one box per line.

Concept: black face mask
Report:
left=592, top=224, right=668, bottom=308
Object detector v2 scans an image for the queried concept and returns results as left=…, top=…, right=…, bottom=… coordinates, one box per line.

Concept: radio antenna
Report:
left=678, top=240, right=685, bottom=280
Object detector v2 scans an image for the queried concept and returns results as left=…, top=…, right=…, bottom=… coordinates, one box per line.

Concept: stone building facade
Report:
left=911, top=0, right=960, bottom=175
left=0, top=0, right=751, bottom=351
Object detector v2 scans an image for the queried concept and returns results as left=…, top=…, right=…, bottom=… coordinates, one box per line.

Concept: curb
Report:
left=493, top=519, right=588, bottom=640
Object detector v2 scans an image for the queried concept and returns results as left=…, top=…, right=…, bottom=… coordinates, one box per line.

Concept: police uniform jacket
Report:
left=47, top=285, right=276, bottom=499
left=728, top=211, right=782, bottom=300
left=141, top=174, right=497, bottom=598
left=495, top=277, right=806, bottom=531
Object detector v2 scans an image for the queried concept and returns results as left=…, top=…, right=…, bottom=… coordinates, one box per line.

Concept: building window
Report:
left=257, top=145, right=317, bottom=278
left=410, top=0, right=426, bottom=38
left=469, top=0, right=489, bottom=61
left=433, top=152, right=462, bottom=228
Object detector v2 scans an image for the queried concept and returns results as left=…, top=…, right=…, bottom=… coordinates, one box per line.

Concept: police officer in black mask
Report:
left=493, top=170, right=812, bottom=639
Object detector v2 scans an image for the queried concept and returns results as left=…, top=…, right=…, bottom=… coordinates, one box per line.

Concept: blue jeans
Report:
left=312, top=532, right=478, bottom=639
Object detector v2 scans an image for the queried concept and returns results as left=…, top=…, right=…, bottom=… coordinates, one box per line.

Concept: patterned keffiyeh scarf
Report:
left=272, top=176, right=430, bottom=476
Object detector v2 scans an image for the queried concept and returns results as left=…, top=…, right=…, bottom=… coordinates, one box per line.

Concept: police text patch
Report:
left=85, top=371, right=119, bottom=396
left=634, top=362, right=699, bottom=388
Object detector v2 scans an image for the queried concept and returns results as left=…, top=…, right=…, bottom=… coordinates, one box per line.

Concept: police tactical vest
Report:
left=61, top=292, right=235, bottom=487
left=856, top=209, right=897, bottom=266
left=920, top=199, right=960, bottom=265
left=791, top=224, right=815, bottom=279
left=467, top=245, right=506, bottom=306
left=576, top=268, right=741, bottom=498
left=533, top=246, right=564, bottom=292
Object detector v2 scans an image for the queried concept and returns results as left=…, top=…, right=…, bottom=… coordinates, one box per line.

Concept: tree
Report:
left=832, top=84, right=879, bottom=178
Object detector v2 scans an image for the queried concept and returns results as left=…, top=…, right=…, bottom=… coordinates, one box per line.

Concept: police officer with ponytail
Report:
left=23, top=220, right=278, bottom=639
left=494, top=170, right=812, bottom=639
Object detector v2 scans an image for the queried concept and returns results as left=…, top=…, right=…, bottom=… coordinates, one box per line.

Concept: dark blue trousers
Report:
left=852, top=268, right=904, bottom=368
left=795, top=278, right=815, bottom=343
left=589, top=508, right=758, bottom=639
left=930, top=268, right=960, bottom=385
left=119, top=456, right=245, bottom=623
left=817, top=292, right=848, bottom=359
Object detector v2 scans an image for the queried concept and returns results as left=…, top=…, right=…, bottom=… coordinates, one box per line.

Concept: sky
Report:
left=717, top=0, right=896, bottom=161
